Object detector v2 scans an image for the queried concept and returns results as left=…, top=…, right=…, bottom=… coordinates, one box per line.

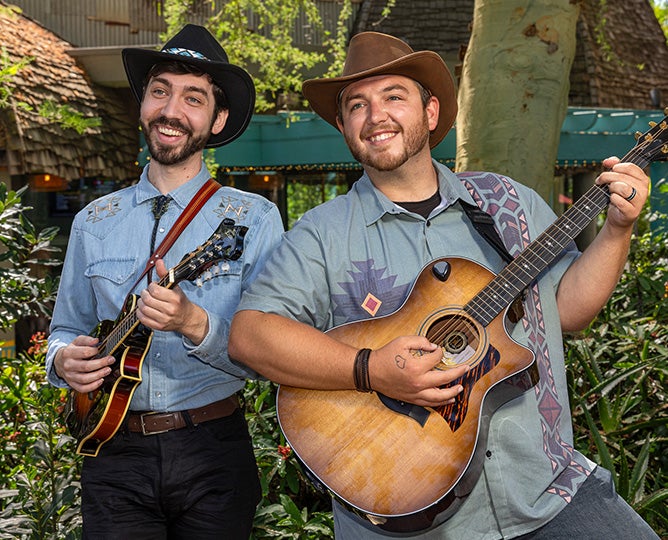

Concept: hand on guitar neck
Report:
left=136, top=258, right=209, bottom=345
left=53, top=258, right=207, bottom=393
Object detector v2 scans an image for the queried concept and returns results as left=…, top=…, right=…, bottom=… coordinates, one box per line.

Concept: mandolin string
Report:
left=94, top=230, right=232, bottom=358
left=95, top=249, right=200, bottom=358
left=424, top=129, right=663, bottom=352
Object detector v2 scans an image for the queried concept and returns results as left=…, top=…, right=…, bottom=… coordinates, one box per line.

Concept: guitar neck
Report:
left=97, top=273, right=177, bottom=358
left=466, top=135, right=659, bottom=326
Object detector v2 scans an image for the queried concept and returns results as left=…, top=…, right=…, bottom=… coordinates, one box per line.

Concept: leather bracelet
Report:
left=353, top=348, right=373, bottom=393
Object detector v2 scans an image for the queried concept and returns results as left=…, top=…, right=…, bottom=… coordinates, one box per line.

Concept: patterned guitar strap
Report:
left=457, top=171, right=592, bottom=504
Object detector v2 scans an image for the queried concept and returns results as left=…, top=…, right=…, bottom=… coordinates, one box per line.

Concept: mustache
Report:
left=361, top=123, right=400, bottom=139
left=148, top=117, right=192, bottom=136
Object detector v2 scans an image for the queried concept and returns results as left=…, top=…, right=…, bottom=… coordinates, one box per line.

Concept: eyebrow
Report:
left=149, top=76, right=210, bottom=99
left=342, top=82, right=411, bottom=105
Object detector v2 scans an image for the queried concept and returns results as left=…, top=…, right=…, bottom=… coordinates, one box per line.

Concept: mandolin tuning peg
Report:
left=664, top=106, right=668, bottom=115
left=662, top=144, right=668, bottom=154
left=635, top=131, right=643, bottom=140
left=649, top=121, right=658, bottom=128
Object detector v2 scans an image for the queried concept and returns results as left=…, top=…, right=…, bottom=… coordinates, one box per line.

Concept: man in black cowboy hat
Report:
left=229, top=32, right=658, bottom=539
left=46, top=24, right=283, bottom=538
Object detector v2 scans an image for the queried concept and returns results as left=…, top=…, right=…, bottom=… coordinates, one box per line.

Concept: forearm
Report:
left=556, top=220, right=632, bottom=331
left=228, top=310, right=357, bottom=389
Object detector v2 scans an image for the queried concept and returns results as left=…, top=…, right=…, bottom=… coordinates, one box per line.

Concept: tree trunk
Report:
left=455, top=0, right=580, bottom=205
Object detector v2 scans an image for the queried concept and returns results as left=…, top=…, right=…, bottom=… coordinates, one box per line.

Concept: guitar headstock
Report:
left=627, top=113, right=668, bottom=168
left=170, top=218, right=248, bottom=284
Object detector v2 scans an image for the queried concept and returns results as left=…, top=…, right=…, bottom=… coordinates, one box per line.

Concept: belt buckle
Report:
left=139, top=411, right=169, bottom=436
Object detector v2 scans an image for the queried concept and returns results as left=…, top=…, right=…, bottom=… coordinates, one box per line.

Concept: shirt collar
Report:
left=357, top=159, right=478, bottom=226
left=135, top=162, right=212, bottom=209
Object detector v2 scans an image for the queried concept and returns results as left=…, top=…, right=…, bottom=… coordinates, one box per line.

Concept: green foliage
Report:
left=37, top=100, right=102, bottom=136
left=0, top=184, right=60, bottom=329
left=243, top=380, right=334, bottom=538
left=0, top=333, right=82, bottom=539
left=651, top=0, right=668, bottom=42
left=286, top=175, right=348, bottom=229
left=0, top=46, right=33, bottom=110
left=159, top=0, right=397, bottom=113
left=565, top=212, right=668, bottom=535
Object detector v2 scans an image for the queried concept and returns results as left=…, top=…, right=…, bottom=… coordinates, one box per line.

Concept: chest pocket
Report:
left=85, top=257, right=139, bottom=320
left=181, top=258, right=244, bottom=306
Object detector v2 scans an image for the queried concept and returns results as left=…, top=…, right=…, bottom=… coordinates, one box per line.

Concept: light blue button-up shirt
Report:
left=46, top=162, right=283, bottom=411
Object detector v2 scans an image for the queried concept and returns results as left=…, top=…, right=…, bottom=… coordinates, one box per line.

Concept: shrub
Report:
left=565, top=210, right=668, bottom=535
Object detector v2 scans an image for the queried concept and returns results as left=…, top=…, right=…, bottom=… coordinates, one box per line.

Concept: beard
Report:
left=344, top=109, right=430, bottom=172
left=141, top=116, right=209, bottom=166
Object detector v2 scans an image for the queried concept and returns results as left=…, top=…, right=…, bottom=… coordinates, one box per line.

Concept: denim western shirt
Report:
left=237, top=160, right=595, bottom=539
left=46, top=162, right=284, bottom=411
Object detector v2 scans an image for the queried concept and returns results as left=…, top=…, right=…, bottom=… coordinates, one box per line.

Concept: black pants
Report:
left=81, top=408, right=261, bottom=540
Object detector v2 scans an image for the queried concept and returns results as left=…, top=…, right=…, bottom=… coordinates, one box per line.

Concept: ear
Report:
left=335, top=114, right=344, bottom=134
left=211, top=109, right=229, bottom=135
left=426, top=96, right=439, bottom=132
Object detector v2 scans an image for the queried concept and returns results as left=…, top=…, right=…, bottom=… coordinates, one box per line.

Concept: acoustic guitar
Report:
left=276, top=116, right=668, bottom=533
left=65, top=218, right=247, bottom=457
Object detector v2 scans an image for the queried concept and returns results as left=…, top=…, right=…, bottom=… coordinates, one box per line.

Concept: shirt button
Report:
left=155, top=352, right=161, bottom=358
left=159, top=227, right=165, bottom=233
left=155, top=392, right=162, bottom=398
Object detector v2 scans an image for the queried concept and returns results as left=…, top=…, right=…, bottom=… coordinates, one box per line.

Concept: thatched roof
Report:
left=0, top=3, right=139, bottom=182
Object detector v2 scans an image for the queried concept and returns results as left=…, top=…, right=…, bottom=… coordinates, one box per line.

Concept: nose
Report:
left=159, top=94, right=183, bottom=118
left=368, top=98, right=389, bottom=124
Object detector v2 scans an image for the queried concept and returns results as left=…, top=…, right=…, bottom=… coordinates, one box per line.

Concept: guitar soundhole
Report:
left=426, top=315, right=481, bottom=369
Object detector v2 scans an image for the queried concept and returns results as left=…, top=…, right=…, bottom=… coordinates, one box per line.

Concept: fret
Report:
left=464, top=116, right=668, bottom=325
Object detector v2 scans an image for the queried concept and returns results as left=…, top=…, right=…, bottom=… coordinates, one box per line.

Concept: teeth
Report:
left=369, top=132, right=395, bottom=142
left=158, top=126, right=184, bottom=137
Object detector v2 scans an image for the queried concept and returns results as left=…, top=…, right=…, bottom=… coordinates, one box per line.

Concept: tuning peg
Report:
left=635, top=131, right=643, bottom=140
left=649, top=121, right=658, bottom=128
left=662, top=144, right=668, bottom=154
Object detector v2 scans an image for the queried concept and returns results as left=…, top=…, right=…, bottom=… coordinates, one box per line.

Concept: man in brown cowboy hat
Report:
left=46, top=24, right=284, bottom=538
left=229, top=32, right=657, bottom=538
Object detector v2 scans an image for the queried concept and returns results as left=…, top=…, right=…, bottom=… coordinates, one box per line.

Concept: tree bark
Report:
left=456, top=0, right=580, bottom=204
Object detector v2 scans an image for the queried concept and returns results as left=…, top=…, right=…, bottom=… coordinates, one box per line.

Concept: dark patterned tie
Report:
left=147, top=195, right=171, bottom=281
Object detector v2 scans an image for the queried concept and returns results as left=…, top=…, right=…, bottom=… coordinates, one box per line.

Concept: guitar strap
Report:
left=127, top=177, right=221, bottom=295
left=459, top=200, right=514, bottom=264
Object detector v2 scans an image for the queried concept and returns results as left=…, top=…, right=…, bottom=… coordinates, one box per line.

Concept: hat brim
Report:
left=302, top=51, right=456, bottom=149
left=122, top=48, right=255, bottom=148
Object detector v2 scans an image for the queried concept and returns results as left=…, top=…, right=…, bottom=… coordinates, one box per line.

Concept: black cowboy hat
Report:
left=122, top=24, right=255, bottom=148
left=302, top=32, right=457, bottom=149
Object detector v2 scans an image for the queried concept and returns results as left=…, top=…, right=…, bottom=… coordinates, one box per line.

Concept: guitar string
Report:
left=95, top=233, right=226, bottom=358
left=421, top=130, right=663, bottom=355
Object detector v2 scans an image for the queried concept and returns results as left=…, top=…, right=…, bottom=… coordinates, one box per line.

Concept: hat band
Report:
left=163, top=47, right=209, bottom=61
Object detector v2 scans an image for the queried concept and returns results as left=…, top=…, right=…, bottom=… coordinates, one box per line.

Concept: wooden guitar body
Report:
left=276, top=115, right=668, bottom=533
left=277, top=257, right=537, bottom=532
left=67, top=295, right=152, bottom=457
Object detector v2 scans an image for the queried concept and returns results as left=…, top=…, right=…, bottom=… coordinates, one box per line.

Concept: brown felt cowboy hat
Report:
left=302, top=32, right=457, bottom=149
left=122, top=24, right=255, bottom=148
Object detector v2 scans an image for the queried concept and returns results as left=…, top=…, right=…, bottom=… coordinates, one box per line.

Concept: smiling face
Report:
left=139, top=70, right=228, bottom=166
left=336, top=74, right=438, bottom=172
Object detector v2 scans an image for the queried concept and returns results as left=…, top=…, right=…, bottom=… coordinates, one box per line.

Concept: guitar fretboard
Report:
left=463, top=119, right=665, bottom=326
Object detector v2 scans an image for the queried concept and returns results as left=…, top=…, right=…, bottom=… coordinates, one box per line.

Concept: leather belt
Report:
left=126, top=395, right=239, bottom=435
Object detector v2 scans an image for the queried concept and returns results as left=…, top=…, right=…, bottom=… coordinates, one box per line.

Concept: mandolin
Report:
left=66, top=218, right=247, bottom=457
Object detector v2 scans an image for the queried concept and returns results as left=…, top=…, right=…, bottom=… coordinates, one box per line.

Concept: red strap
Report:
left=130, top=178, right=221, bottom=293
